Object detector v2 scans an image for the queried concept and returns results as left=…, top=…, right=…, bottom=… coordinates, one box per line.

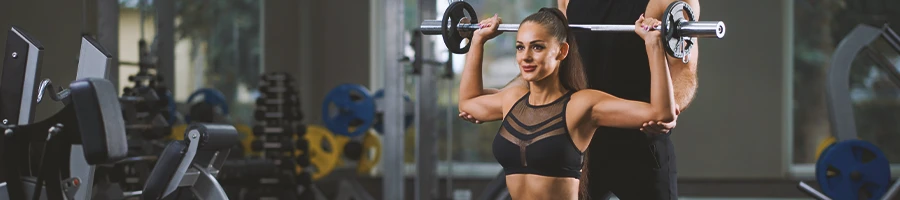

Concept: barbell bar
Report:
left=419, top=20, right=724, bottom=39
left=420, top=0, right=725, bottom=63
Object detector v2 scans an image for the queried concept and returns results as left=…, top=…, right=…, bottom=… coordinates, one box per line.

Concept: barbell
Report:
left=419, top=1, right=726, bottom=63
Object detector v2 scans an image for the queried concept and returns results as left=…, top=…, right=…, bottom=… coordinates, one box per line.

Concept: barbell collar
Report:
left=679, top=21, right=726, bottom=39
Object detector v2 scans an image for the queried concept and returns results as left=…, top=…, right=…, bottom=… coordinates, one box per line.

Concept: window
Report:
left=118, top=0, right=262, bottom=125
left=792, top=0, right=900, bottom=173
left=848, top=37, right=900, bottom=160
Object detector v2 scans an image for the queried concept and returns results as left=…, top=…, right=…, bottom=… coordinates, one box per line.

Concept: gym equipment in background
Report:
left=322, top=84, right=375, bottom=138
left=372, top=89, right=414, bottom=134
left=220, top=72, right=310, bottom=199
left=141, top=124, right=239, bottom=200
left=185, top=88, right=229, bottom=124
left=0, top=78, right=129, bottom=200
left=796, top=24, right=900, bottom=200
left=0, top=28, right=125, bottom=200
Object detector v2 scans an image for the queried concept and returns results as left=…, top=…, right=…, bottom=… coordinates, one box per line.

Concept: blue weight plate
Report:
left=321, top=84, right=375, bottom=137
left=164, top=90, right=177, bottom=125
left=372, top=89, right=414, bottom=134
left=816, top=139, right=891, bottom=200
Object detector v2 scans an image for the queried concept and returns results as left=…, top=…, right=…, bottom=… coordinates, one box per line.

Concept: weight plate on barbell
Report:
left=662, top=1, right=695, bottom=60
left=816, top=139, right=890, bottom=200
left=322, top=84, right=375, bottom=137
left=442, top=1, right=478, bottom=54
left=373, top=89, right=415, bottom=134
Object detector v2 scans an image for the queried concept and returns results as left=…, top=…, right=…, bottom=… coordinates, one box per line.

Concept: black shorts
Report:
left=586, top=128, right=678, bottom=200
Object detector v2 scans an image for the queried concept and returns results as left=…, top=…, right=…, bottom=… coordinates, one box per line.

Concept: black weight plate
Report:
left=343, top=141, right=364, bottom=161
left=442, top=1, right=478, bottom=54
left=661, top=1, right=695, bottom=59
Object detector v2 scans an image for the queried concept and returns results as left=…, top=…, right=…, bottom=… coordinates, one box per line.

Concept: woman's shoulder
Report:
left=501, top=85, right=529, bottom=99
left=570, top=89, right=612, bottom=105
left=572, top=89, right=607, bottom=99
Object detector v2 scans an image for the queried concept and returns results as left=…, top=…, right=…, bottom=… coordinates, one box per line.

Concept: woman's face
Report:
left=515, top=22, right=567, bottom=82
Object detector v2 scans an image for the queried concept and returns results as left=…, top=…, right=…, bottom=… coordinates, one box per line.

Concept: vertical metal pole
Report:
left=445, top=69, right=454, bottom=199
left=140, top=0, right=145, bottom=40
left=416, top=0, right=437, bottom=199
left=97, top=0, right=119, bottom=90
left=155, top=0, right=175, bottom=90
left=382, top=0, right=406, bottom=198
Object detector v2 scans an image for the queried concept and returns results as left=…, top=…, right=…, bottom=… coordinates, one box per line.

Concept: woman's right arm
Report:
left=459, top=14, right=509, bottom=121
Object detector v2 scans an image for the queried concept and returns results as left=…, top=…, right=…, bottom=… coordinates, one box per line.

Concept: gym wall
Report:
left=672, top=0, right=789, bottom=180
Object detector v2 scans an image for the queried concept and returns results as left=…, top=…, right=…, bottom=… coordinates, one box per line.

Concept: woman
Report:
left=458, top=8, right=675, bottom=200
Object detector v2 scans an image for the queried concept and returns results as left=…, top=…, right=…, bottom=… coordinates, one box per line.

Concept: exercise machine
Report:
left=138, top=124, right=238, bottom=200
left=0, top=76, right=128, bottom=200
left=0, top=26, right=123, bottom=200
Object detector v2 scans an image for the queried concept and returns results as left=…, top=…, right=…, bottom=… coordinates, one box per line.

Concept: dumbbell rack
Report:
left=248, top=72, right=312, bottom=199
left=105, top=39, right=177, bottom=192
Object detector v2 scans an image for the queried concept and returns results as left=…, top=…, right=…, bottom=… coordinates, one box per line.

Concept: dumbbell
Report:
left=296, top=154, right=311, bottom=167
left=256, top=95, right=299, bottom=106
left=296, top=137, right=310, bottom=152
left=419, top=0, right=725, bottom=62
left=260, top=72, right=294, bottom=82
left=255, top=109, right=301, bottom=120
left=251, top=139, right=295, bottom=152
left=253, top=124, right=295, bottom=136
left=259, top=85, right=296, bottom=94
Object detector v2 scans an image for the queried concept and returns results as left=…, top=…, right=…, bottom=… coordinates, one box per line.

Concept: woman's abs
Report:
left=505, top=174, right=579, bottom=200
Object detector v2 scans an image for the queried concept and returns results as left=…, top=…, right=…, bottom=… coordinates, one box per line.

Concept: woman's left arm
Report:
left=579, top=16, right=677, bottom=129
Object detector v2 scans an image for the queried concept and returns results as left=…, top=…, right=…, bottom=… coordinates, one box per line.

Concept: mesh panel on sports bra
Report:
left=494, top=91, right=582, bottom=177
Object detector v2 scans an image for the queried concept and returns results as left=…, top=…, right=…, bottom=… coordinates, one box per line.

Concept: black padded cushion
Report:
left=186, top=123, right=239, bottom=150
left=142, top=140, right=187, bottom=200
left=69, top=78, right=127, bottom=164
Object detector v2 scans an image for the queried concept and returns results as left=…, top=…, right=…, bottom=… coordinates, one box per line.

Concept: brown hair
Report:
left=521, top=8, right=588, bottom=92
left=521, top=8, right=590, bottom=200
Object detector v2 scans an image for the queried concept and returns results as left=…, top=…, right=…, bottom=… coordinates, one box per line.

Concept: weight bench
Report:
left=140, top=123, right=238, bottom=200
left=0, top=77, right=128, bottom=200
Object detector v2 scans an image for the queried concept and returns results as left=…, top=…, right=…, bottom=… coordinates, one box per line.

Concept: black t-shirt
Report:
left=567, top=0, right=651, bottom=103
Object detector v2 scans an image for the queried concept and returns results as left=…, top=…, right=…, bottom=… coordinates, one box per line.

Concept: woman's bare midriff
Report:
left=505, top=174, right=580, bottom=200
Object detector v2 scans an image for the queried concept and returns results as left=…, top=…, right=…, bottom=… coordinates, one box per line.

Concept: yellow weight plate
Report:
left=233, top=124, right=255, bottom=156
left=358, top=131, right=382, bottom=175
left=815, top=136, right=836, bottom=161
left=170, top=124, right=188, bottom=141
left=295, top=125, right=341, bottom=180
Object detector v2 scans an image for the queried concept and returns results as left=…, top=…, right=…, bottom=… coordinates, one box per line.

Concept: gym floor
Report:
left=0, top=0, right=899, bottom=200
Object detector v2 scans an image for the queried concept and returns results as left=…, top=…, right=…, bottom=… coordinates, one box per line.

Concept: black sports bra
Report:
left=492, top=91, right=584, bottom=179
